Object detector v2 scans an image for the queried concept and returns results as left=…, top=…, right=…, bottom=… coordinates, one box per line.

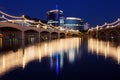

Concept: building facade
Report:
left=47, top=10, right=63, bottom=26
left=65, top=17, right=84, bottom=31
left=46, top=10, right=84, bottom=31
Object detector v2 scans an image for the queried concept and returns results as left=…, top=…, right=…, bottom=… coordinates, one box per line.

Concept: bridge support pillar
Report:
left=65, top=32, right=68, bottom=38
left=58, top=33, right=60, bottom=39
left=38, top=32, right=40, bottom=42
left=65, top=33, right=67, bottom=38
left=96, top=30, right=98, bottom=38
left=88, top=31, right=92, bottom=38
left=22, top=31, right=24, bottom=40
left=49, top=33, right=51, bottom=41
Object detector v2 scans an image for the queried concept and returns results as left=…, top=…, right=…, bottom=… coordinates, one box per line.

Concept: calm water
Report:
left=0, top=37, right=120, bottom=80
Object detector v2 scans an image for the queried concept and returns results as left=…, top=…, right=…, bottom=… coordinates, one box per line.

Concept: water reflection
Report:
left=0, top=38, right=81, bottom=77
left=88, top=38, right=120, bottom=64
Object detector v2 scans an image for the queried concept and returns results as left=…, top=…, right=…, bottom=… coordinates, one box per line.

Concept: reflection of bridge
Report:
left=88, top=38, right=120, bottom=64
left=0, top=11, right=80, bottom=41
left=0, top=38, right=80, bottom=77
left=88, top=19, right=120, bottom=39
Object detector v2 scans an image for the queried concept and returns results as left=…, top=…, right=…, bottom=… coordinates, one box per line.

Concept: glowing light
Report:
left=88, top=38, right=120, bottom=64
left=0, top=38, right=81, bottom=77
left=56, top=53, right=59, bottom=75
left=98, top=18, right=120, bottom=28
left=0, top=11, right=23, bottom=19
left=47, top=10, right=63, bottom=14
left=60, top=51, right=64, bottom=69
left=0, top=36, right=2, bottom=49
left=66, top=17, right=81, bottom=20
left=69, top=49, right=75, bottom=64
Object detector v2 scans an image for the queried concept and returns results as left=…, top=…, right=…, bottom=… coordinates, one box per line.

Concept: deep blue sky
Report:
left=0, top=0, right=120, bottom=27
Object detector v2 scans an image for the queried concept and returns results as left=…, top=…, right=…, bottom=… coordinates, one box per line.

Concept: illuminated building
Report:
left=65, top=17, right=84, bottom=31
left=47, top=10, right=64, bottom=26
left=59, top=17, right=65, bottom=27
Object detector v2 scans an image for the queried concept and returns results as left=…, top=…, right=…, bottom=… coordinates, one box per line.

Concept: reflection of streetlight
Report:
left=69, top=48, right=75, bottom=64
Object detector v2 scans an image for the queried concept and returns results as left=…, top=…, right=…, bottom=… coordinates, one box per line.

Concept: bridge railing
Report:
left=89, top=18, right=120, bottom=31
left=0, top=10, right=80, bottom=34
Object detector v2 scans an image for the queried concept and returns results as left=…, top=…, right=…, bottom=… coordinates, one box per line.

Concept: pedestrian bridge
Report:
left=0, top=11, right=80, bottom=41
left=88, top=18, right=120, bottom=39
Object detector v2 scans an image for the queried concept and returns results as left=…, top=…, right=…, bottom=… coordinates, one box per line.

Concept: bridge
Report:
left=0, top=11, right=80, bottom=42
left=88, top=18, right=120, bottom=39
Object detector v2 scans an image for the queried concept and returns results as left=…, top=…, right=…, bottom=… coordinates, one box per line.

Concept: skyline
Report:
left=0, top=0, right=120, bottom=27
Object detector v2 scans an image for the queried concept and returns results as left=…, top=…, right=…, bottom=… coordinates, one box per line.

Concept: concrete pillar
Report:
left=22, top=31, right=24, bottom=40
left=58, top=33, right=60, bottom=39
left=49, top=32, right=51, bottom=41
left=91, top=31, right=93, bottom=38
left=65, top=33, right=67, bottom=38
left=65, top=32, right=68, bottom=38
left=89, top=31, right=92, bottom=38
left=38, top=32, right=40, bottom=43
left=38, top=32, right=40, bottom=39
left=96, top=30, right=98, bottom=38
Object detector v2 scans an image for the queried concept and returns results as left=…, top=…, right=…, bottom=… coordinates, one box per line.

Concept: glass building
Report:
left=47, top=10, right=63, bottom=26
left=65, top=17, right=84, bottom=31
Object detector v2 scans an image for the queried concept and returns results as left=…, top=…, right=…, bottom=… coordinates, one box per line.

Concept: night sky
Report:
left=0, top=0, right=120, bottom=27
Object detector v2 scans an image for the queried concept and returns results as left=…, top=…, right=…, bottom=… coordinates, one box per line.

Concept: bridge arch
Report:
left=0, top=26, right=22, bottom=31
left=40, top=31, right=51, bottom=41
left=98, top=31, right=106, bottom=38
left=72, top=33, right=79, bottom=37
left=24, top=28, right=39, bottom=33
left=51, top=32, right=59, bottom=39
left=60, top=33, right=66, bottom=38
left=0, top=27, right=22, bottom=39
left=0, top=22, right=23, bottom=31
left=24, top=30, right=39, bottom=44
left=107, top=30, right=120, bottom=38
left=40, top=30, right=51, bottom=33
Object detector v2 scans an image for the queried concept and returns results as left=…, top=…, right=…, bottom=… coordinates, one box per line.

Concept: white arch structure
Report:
left=89, top=18, right=120, bottom=31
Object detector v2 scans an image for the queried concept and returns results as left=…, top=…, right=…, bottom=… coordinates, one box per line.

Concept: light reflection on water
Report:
left=88, top=38, right=120, bottom=64
left=0, top=38, right=81, bottom=77
left=0, top=37, right=120, bottom=79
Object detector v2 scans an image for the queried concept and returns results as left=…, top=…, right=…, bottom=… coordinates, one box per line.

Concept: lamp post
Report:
left=96, top=25, right=99, bottom=38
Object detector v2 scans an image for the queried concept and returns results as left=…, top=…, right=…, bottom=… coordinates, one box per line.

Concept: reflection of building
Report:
left=47, top=10, right=63, bottom=26
left=65, top=17, right=84, bottom=30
